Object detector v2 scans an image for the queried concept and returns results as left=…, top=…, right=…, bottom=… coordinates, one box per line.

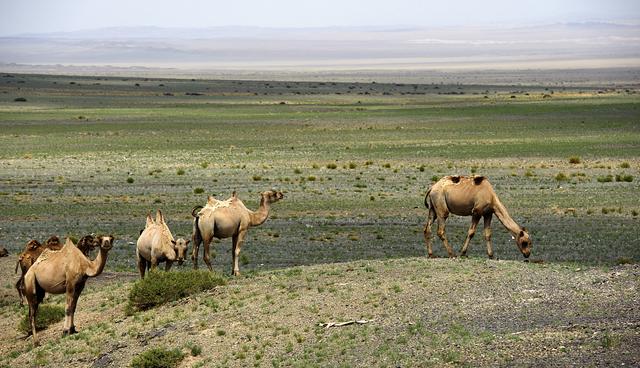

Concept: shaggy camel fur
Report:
left=136, top=210, right=189, bottom=278
left=24, top=236, right=114, bottom=345
left=15, top=235, right=100, bottom=304
left=423, top=175, right=532, bottom=259
left=191, top=190, right=284, bottom=276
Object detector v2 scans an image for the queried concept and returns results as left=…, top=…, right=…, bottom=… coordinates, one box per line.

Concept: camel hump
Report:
left=146, top=212, right=155, bottom=227
left=450, top=175, right=461, bottom=184
left=192, top=205, right=204, bottom=217
left=156, top=209, right=165, bottom=224
left=472, top=175, right=486, bottom=185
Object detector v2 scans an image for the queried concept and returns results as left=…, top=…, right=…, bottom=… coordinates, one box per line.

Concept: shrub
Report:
left=130, top=347, right=184, bottom=368
left=348, top=162, right=357, bottom=169
left=193, top=187, right=204, bottom=194
left=568, top=156, right=581, bottom=164
left=200, top=162, right=209, bottom=169
left=127, top=177, right=134, bottom=184
left=14, top=97, right=27, bottom=102
left=615, top=174, right=633, bottom=182
left=176, top=169, right=185, bottom=175
left=431, top=175, right=440, bottom=182
left=620, top=162, right=630, bottom=169
left=293, top=168, right=302, bottom=174
left=127, top=270, right=225, bottom=313
left=597, top=175, right=613, bottom=183
left=252, top=175, right=262, bottom=181
left=555, top=172, right=568, bottom=181
left=18, top=305, right=65, bottom=334
left=326, top=163, right=337, bottom=169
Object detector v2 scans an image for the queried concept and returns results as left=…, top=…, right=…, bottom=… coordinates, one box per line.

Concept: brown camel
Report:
left=24, top=235, right=114, bottom=345
left=136, top=210, right=189, bottom=278
left=191, top=190, right=284, bottom=276
left=423, top=175, right=532, bottom=259
left=15, top=235, right=100, bottom=304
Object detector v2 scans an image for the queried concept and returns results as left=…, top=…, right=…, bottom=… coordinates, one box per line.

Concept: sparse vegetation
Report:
left=569, top=156, right=581, bottom=164
left=18, top=305, right=65, bottom=334
left=130, top=347, right=184, bottom=368
left=127, top=270, right=225, bottom=313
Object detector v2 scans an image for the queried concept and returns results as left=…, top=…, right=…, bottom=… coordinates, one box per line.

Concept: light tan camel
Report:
left=15, top=235, right=100, bottom=304
left=136, top=210, right=189, bottom=278
left=191, top=190, right=284, bottom=276
left=423, top=175, right=532, bottom=259
left=24, top=235, right=114, bottom=345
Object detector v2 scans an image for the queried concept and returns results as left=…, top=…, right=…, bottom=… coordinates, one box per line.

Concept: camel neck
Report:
left=249, top=197, right=270, bottom=226
left=493, top=199, right=522, bottom=236
left=86, top=247, right=109, bottom=277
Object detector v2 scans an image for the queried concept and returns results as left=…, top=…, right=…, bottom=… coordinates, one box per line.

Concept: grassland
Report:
left=0, top=73, right=638, bottom=367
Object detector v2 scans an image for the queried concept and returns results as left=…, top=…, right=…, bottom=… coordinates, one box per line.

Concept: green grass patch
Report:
left=18, top=304, right=65, bottom=334
left=127, top=270, right=225, bottom=313
left=130, top=347, right=185, bottom=368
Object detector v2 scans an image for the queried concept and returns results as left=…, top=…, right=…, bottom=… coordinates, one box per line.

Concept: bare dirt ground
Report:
left=0, top=253, right=638, bottom=367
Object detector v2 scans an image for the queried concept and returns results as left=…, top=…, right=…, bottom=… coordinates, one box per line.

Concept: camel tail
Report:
left=191, top=206, right=203, bottom=250
left=424, top=187, right=432, bottom=209
left=191, top=205, right=203, bottom=217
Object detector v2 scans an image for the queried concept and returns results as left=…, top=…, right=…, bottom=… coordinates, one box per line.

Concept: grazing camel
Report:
left=0, top=246, right=8, bottom=257
left=136, top=210, right=189, bottom=278
left=15, top=235, right=100, bottom=304
left=24, top=236, right=114, bottom=345
left=423, top=175, right=532, bottom=259
left=191, top=190, right=284, bottom=276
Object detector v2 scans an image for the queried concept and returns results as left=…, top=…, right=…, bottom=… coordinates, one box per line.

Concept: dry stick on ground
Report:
left=319, top=319, right=373, bottom=328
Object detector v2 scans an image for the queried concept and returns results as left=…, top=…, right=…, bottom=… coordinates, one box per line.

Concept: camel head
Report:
left=515, top=228, right=532, bottom=258
left=262, top=190, right=284, bottom=204
left=25, top=239, right=42, bottom=251
left=171, top=238, right=190, bottom=265
left=45, top=236, right=61, bottom=248
left=97, top=235, right=114, bottom=251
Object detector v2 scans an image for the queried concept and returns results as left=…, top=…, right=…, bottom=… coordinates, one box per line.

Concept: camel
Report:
left=191, top=190, right=284, bottom=276
left=423, top=175, right=532, bottom=259
left=0, top=246, right=8, bottom=257
left=136, top=210, right=189, bottom=278
left=15, top=235, right=100, bottom=304
left=24, top=235, right=114, bottom=345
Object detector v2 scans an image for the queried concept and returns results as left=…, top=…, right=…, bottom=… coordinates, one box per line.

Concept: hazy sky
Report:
left=1, top=0, right=638, bottom=35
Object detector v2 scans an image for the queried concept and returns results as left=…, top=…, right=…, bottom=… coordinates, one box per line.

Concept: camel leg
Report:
left=26, top=288, right=39, bottom=343
left=423, top=207, right=436, bottom=258
left=63, top=280, right=85, bottom=336
left=15, top=276, right=25, bottom=305
left=202, top=238, right=214, bottom=272
left=191, top=233, right=201, bottom=270
left=165, top=260, right=173, bottom=272
left=436, top=217, right=456, bottom=258
left=232, top=231, right=247, bottom=276
left=460, top=214, right=481, bottom=257
left=137, top=255, right=147, bottom=279
left=483, top=214, right=494, bottom=259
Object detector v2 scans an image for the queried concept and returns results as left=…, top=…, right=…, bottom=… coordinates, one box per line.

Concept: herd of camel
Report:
left=12, top=175, right=532, bottom=345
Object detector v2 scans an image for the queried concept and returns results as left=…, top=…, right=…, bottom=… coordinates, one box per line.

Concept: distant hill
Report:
left=1, top=23, right=639, bottom=74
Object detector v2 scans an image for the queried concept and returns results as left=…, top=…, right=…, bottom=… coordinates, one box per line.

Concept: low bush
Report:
left=568, top=156, right=581, bottom=164
left=127, top=270, right=225, bottom=313
left=130, top=347, right=184, bottom=368
left=326, top=163, right=337, bottom=169
left=193, top=187, right=205, bottom=194
left=597, top=175, right=613, bottom=183
left=555, top=172, right=568, bottom=181
left=18, top=304, right=65, bottom=334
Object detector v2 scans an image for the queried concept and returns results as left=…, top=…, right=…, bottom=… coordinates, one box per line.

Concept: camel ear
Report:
left=185, top=239, right=190, bottom=245
left=232, top=190, right=237, bottom=198
left=171, top=240, right=176, bottom=245
left=109, top=236, right=114, bottom=244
